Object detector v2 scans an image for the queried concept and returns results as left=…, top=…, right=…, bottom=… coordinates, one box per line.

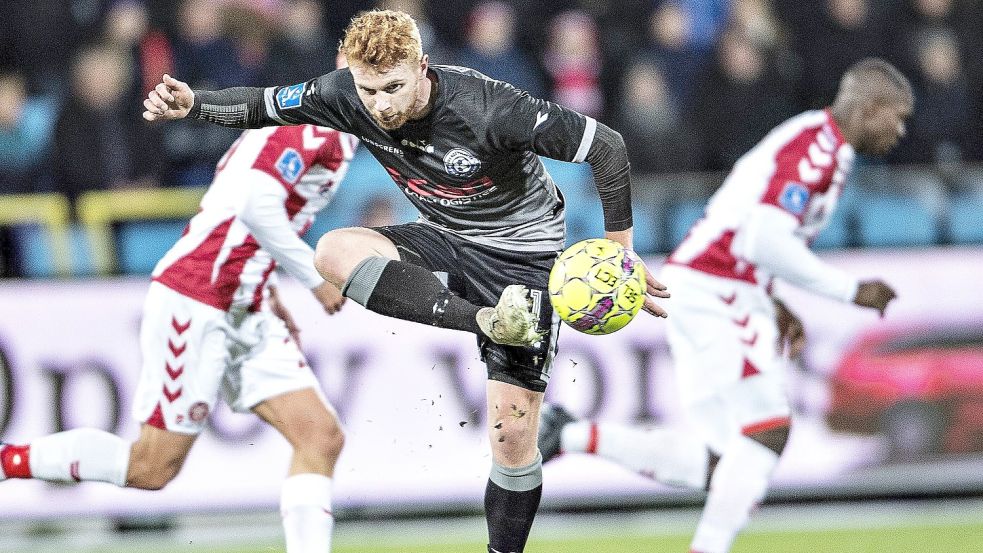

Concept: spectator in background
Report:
left=224, top=2, right=276, bottom=84
left=728, top=0, right=808, bottom=117
left=262, top=0, right=334, bottom=84
left=456, top=1, right=546, bottom=97
left=613, top=59, right=700, bottom=174
left=171, top=0, right=257, bottom=89
left=893, top=28, right=972, bottom=165
left=161, top=0, right=250, bottom=186
left=888, top=0, right=983, bottom=162
left=377, top=0, right=455, bottom=64
left=52, top=44, right=159, bottom=204
left=888, top=0, right=958, bottom=77
left=691, top=26, right=797, bottom=171
left=0, top=72, right=58, bottom=193
left=643, top=2, right=707, bottom=106
left=675, top=0, right=731, bottom=53
left=0, top=0, right=89, bottom=96
left=543, top=10, right=605, bottom=119
left=791, top=0, right=886, bottom=107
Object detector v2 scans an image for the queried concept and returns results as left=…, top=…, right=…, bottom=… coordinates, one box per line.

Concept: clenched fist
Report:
left=143, top=74, right=194, bottom=121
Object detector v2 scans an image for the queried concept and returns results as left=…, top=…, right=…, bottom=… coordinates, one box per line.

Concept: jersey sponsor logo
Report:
left=385, top=166, right=496, bottom=205
left=276, top=83, right=306, bottom=110
left=779, top=182, right=810, bottom=215
left=443, top=148, right=481, bottom=178
left=361, top=136, right=404, bottom=156
left=276, top=148, right=305, bottom=183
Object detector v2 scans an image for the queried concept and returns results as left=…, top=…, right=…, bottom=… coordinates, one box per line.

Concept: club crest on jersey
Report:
left=189, top=402, right=209, bottom=422
left=276, top=83, right=306, bottom=110
left=276, top=148, right=304, bottom=183
left=779, top=182, right=810, bottom=215
left=443, top=148, right=481, bottom=178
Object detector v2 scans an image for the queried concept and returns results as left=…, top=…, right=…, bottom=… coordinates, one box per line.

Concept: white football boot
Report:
left=476, top=285, right=543, bottom=347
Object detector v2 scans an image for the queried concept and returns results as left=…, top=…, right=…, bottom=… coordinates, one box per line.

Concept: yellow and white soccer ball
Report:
left=548, top=238, right=646, bottom=335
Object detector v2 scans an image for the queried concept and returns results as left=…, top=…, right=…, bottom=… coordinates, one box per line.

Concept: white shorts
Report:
left=660, top=264, right=790, bottom=452
left=132, top=282, right=321, bottom=435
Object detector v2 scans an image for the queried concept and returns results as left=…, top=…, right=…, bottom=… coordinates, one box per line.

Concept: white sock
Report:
left=27, top=428, right=130, bottom=486
left=281, top=473, right=334, bottom=553
left=690, top=435, right=779, bottom=553
left=561, top=421, right=709, bottom=489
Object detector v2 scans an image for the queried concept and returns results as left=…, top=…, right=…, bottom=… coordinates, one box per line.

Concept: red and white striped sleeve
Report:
left=238, top=178, right=324, bottom=290
left=736, top=204, right=858, bottom=302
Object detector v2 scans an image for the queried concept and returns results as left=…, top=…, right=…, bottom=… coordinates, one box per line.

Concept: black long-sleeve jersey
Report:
left=194, top=65, right=631, bottom=252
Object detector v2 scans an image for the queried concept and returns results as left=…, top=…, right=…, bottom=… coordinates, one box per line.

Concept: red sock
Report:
left=1, top=444, right=32, bottom=478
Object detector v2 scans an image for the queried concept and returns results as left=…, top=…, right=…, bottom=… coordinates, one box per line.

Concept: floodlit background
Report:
left=1, top=0, right=982, bottom=551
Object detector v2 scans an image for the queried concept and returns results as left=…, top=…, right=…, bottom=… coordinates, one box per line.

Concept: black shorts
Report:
left=374, top=223, right=561, bottom=392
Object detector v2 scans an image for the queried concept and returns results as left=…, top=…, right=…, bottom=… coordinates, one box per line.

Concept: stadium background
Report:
left=1, top=0, right=982, bottom=551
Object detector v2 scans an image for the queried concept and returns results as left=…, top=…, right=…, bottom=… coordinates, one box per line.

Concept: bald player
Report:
left=539, top=58, right=914, bottom=553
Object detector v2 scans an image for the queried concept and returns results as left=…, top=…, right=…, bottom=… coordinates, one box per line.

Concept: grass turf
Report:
left=187, top=521, right=983, bottom=553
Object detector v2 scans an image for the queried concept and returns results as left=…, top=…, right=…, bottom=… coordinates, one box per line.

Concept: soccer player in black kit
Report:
left=143, top=9, right=669, bottom=552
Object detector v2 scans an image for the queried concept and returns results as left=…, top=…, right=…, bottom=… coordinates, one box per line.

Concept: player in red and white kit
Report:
left=0, top=120, right=358, bottom=553
left=538, top=58, right=913, bottom=552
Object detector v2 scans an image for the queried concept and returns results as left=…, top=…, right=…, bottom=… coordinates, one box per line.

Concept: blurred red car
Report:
left=826, top=322, right=983, bottom=459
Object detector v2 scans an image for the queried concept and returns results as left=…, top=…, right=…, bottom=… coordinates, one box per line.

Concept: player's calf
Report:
left=485, top=386, right=544, bottom=553
left=341, top=254, right=492, bottom=335
left=124, top=425, right=196, bottom=490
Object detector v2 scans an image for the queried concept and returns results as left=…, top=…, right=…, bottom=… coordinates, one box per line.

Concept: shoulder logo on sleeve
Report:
left=443, top=148, right=481, bottom=178
left=275, top=148, right=305, bottom=183
left=534, top=110, right=549, bottom=130
left=779, top=182, right=810, bottom=215
left=276, top=83, right=306, bottom=110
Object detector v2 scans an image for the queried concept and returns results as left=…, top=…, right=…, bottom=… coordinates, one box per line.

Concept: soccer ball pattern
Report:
left=548, top=238, right=646, bottom=335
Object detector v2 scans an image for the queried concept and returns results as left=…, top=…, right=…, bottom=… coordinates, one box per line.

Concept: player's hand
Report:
left=268, top=286, right=302, bottom=346
left=773, top=297, right=805, bottom=358
left=143, top=74, right=194, bottom=121
left=641, top=263, right=670, bottom=318
left=313, top=281, right=346, bottom=315
left=853, top=279, right=897, bottom=317
left=606, top=229, right=670, bottom=318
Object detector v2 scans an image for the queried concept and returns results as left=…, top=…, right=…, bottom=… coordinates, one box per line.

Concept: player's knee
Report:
left=309, top=420, right=346, bottom=460
left=290, top=415, right=346, bottom=468
left=746, top=425, right=790, bottom=456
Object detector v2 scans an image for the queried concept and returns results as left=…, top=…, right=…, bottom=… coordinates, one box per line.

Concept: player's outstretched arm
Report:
left=586, top=124, right=670, bottom=318
left=143, top=74, right=194, bottom=121
left=143, top=74, right=304, bottom=129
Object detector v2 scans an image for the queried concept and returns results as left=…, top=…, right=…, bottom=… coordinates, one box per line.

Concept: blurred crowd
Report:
left=2, top=0, right=982, bottom=201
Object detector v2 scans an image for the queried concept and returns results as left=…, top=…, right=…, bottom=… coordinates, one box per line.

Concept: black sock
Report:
left=364, top=260, right=483, bottom=334
left=485, top=480, right=542, bottom=553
